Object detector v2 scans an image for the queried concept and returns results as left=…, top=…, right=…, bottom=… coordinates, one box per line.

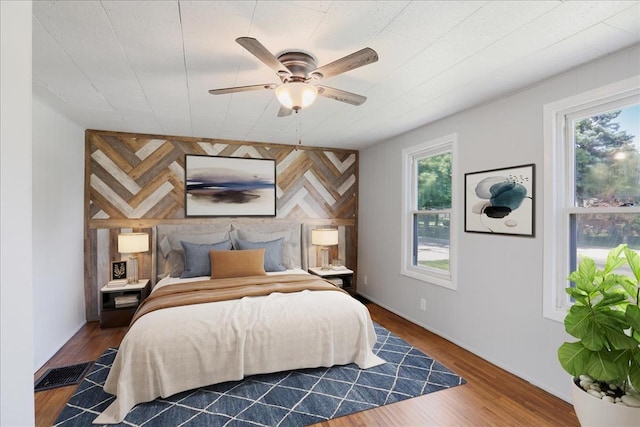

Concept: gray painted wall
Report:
left=1, top=2, right=34, bottom=425
left=32, top=99, right=86, bottom=370
left=358, top=44, right=640, bottom=403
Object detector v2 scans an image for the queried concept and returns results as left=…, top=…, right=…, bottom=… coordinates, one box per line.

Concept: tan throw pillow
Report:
left=209, top=249, right=267, bottom=279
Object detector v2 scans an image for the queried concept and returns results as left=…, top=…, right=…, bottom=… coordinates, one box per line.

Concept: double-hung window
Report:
left=544, top=78, right=640, bottom=322
left=402, top=134, right=456, bottom=289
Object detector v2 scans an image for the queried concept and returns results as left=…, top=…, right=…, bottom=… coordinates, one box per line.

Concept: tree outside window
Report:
left=402, top=135, right=456, bottom=289
left=571, top=104, right=640, bottom=275
left=415, top=152, right=452, bottom=272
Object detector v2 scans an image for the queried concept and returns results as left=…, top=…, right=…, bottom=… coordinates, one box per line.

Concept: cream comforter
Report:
left=94, top=273, right=384, bottom=424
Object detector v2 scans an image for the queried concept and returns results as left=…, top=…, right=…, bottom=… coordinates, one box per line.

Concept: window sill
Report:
left=401, top=267, right=456, bottom=290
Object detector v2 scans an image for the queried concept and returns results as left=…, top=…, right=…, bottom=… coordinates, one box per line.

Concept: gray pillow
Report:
left=231, top=227, right=299, bottom=269
left=234, top=238, right=286, bottom=272
left=181, top=239, right=233, bottom=278
left=157, top=227, right=231, bottom=277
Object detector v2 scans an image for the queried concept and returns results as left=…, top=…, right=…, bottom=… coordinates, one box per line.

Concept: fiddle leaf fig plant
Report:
left=558, top=244, right=640, bottom=393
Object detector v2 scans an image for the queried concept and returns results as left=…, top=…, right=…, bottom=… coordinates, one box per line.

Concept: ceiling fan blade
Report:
left=236, top=37, right=291, bottom=77
left=316, top=85, right=367, bottom=106
left=311, top=47, right=378, bottom=79
left=208, top=83, right=276, bottom=95
left=277, top=105, right=293, bottom=117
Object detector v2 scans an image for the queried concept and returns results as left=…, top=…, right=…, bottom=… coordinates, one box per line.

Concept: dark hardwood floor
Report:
left=34, top=301, right=579, bottom=426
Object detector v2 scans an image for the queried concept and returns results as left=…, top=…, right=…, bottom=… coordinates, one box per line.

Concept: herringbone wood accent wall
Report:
left=87, top=131, right=357, bottom=221
left=84, top=130, right=359, bottom=320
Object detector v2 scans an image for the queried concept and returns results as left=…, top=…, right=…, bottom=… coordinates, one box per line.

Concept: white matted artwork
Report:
left=185, top=155, right=276, bottom=217
left=464, top=163, right=535, bottom=237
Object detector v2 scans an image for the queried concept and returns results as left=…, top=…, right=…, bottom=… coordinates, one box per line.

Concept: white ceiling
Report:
left=32, top=1, right=640, bottom=150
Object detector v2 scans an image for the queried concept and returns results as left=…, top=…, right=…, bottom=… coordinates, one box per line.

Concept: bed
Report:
left=94, top=222, right=384, bottom=424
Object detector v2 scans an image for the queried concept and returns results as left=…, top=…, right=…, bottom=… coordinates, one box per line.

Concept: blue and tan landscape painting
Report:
left=185, top=157, right=275, bottom=216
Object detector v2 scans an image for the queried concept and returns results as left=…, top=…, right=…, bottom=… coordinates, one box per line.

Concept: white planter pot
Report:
left=572, top=380, right=640, bottom=427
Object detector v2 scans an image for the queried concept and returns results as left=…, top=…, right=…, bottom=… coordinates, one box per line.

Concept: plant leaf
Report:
left=594, top=292, right=627, bottom=309
left=564, top=305, right=602, bottom=346
left=604, top=244, right=626, bottom=274
left=630, top=348, right=640, bottom=392
left=587, top=349, right=627, bottom=382
left=572, top=258, right=597, bottom=293
left=558, top=341, right=590, bottom=377
left=627, top=304, right=640, bottom=333
left=624, top=246, right=640, bottom=284
left=566, top=287, right=589, bottom=305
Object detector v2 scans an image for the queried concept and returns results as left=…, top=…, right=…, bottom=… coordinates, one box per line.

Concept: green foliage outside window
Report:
left=575, top=111, right=639, bottom=206
left=417, top=152, right=452, bottom=210
left=574, top=107, right=640, bottom=250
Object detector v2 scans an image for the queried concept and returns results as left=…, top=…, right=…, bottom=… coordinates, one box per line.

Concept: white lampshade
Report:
left=311, top=228, right=339, bottom=246
left=275, top=82, right=318, bottom=110
left=118, top=233, right=149, bottom=254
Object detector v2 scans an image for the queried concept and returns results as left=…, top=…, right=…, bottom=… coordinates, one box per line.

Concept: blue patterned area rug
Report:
left=54, top=323, right=466, bottom=426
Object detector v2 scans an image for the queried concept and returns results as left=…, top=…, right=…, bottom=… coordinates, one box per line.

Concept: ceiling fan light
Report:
left=275, top=82, right=318, bottom=110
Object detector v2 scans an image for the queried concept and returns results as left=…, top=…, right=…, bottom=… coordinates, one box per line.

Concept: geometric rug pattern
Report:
left=54, top=323, right=466, bottom=426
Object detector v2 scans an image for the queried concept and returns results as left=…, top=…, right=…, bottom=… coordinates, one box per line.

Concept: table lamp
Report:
left=118, top=232, right=149, bottom=283
left=311, top=228, right=339, bottom=270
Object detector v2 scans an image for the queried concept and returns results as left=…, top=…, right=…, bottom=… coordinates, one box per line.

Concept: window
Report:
left=402, top=134, right=457, bottom=289
left=544, top=77, right=640, bottom=322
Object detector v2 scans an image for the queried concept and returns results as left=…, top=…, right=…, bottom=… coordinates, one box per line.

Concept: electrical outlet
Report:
left=363, top=275, right=368, bottom=286
left=420, top=298, right=426, bottom=311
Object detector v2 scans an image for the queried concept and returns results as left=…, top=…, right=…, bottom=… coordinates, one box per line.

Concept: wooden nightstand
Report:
left=308, top=267, right=355, bottom=294
left=100, top=279, right=150, bottom=328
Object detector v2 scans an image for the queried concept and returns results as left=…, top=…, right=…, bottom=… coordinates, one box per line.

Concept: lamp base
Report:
left=127, top=255, right=139, bottom=284
left=320, top=247, right=330, bottom=270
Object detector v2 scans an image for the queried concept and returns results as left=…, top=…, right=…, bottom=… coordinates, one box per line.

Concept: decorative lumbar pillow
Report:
left=233, top=238, right=286, bottom=272
left=209, top=249, right=267, bottom=279
left=180, top=239, right=233, bottom=278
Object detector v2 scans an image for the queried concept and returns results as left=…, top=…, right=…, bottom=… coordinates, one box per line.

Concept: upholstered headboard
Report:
left=154, top=221, right=305, bottom=283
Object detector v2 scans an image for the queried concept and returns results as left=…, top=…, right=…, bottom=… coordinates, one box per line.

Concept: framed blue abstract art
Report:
left=185, top=155, right=276, bottom=217
left=464, top=163, right=535, bottom=237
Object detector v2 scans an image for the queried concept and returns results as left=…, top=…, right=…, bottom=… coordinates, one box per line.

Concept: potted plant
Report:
left=558, top=244, right=640, bottom=426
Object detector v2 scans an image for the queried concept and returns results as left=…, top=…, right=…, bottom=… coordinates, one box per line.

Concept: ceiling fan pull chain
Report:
left=297, top=113, right=303, bottom=147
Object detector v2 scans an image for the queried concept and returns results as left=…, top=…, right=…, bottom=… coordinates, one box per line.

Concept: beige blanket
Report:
left=94, top=274, right=384, bottom=424
left=130, top=274, right=347, bottom=325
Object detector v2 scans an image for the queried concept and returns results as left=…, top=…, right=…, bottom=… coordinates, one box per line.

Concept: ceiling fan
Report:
left=208, top=37, right=378, bottom=117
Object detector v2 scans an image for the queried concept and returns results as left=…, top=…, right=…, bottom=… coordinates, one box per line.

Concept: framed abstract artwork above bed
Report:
left=185, top=155, right=276, bottom=217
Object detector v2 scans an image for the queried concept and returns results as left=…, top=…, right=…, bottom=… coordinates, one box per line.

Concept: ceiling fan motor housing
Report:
left=277, top=51, right=319, bottom=82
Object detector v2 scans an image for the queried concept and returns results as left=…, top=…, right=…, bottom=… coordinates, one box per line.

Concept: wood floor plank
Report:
left=34, top=302, right=578, bottom=427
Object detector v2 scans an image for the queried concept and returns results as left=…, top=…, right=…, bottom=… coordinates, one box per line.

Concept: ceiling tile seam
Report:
left=337, top=1, right=568, bottom=131
left=372, top=0, right=413, bottom=39
left=242, top=99, right=280, bottom=141
left=305, top=1, right=411, bottom=130
left=491, top=9, right=640, bottom=77
left=603, top=3, right=640, bottom=36
left=98, top=0, right=165, bottom=135
left=217, top=0, right=261, bottom=139
left=301, top=0, right=330, bottom=45
left=361, top=1, right=495, bottom=109
left=32, top=14, right=118, bottom=119
left=393, top=2, right=569, bottom=99
left=177, top=0, right=194, bottom=136
left=399, top=42, right=640, bottom=129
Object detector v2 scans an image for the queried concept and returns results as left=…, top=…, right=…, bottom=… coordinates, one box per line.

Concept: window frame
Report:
left=543, top=76, right=640, bottom=322
left=401, top=134, right=457, bottom=290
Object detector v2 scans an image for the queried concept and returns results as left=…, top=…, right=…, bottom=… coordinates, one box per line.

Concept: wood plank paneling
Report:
left=84, top=130, right=359, bottom=319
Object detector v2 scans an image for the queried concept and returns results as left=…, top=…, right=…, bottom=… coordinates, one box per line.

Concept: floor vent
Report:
left=34, top=362, right=93, bottom=392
